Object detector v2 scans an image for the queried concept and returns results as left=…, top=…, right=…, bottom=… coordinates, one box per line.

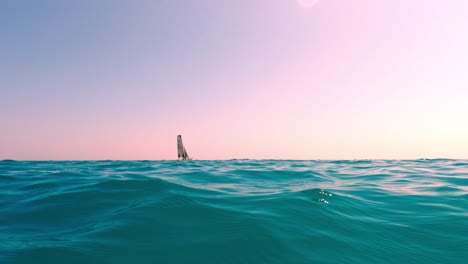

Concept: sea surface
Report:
left=1, top=159, right=467, bottom=263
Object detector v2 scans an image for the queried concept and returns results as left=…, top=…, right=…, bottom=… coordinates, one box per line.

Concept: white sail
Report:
left=177, top=135, right=190, bottom=160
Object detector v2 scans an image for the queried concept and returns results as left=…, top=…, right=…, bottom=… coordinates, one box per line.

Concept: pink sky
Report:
left=1, top=0, right=467, bottom=160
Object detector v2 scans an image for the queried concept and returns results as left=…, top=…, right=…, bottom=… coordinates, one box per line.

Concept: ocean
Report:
left=1, top=159, right=467, bottom=263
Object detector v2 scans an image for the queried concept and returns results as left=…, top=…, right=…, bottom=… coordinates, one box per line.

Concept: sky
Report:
left=1, top=0, right=468, bottom=160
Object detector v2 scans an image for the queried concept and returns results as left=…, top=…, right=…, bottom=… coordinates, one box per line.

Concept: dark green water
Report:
left=1, top=159, right=467, bottom=263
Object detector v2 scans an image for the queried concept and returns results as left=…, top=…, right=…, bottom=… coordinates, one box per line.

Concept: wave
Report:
left=1, top=160, right=467, bottom=263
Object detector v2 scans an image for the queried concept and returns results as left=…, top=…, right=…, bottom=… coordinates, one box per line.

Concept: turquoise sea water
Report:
left=1, top=159, right=467, bottom=263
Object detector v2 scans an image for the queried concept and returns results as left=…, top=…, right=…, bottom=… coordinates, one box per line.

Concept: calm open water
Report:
left=1, top=159, right=467, bottom=263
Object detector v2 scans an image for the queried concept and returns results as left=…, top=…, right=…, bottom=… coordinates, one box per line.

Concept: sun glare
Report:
left=297, top=0, right=319, bottom=9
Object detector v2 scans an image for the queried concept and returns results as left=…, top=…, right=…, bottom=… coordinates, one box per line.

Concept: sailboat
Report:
left=177, top=135, right=191, bottom=160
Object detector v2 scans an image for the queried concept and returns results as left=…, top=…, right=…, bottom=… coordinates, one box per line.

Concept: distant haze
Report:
left=1, top=0, right=467, bottom=160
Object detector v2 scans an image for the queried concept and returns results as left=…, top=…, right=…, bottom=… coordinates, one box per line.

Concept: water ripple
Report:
left=0, top=159, right=467, bottom=263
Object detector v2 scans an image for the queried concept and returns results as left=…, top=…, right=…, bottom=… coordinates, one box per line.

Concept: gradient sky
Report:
left=1, top=0, right=468, bottom=160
